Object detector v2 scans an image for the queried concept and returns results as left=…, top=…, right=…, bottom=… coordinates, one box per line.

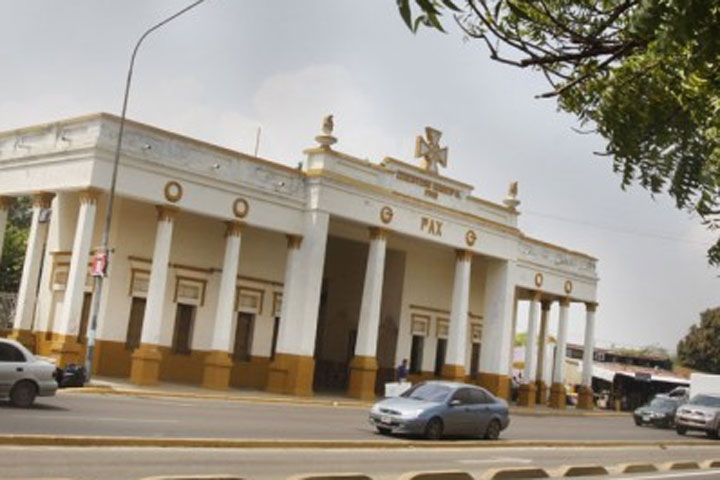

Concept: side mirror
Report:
left=449, top=399, right=462, bottom=407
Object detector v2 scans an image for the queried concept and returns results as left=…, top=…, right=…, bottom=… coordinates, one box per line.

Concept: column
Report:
left=348, top=227, right=388, bottom=400
left=51, top=189, right=99, bottom=367
left=202, top=221, right=243, bottom=390
left=535, top=300, right=551, bottom=404
left=578, top=302, right=597, bottom=410
left=0, top=196, right=14, bottom=263
left=441, top=249, right=472, bottom=382
left=549, top=298, right=570, bottom=409
left=130, top=205, right=178, bottom=386
left=11, top=192, right=53, bottom=350
left=478, top=259, right=516, bottom=399
left=518, top=292, right=540, bottom=407
left=267, top=210, right=329, bottom=396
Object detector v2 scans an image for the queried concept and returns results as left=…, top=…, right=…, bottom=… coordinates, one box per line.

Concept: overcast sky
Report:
left=1, top=0, right=717, bottom=353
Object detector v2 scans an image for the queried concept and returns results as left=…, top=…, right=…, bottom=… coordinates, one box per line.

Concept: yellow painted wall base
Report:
left=478, top=372, right=510, bottom=400
left=266, top=353, right=315, bottom=396
left=535, top=380, right=548, bottom=405
left=549, top=382, right=567, bottom=409
left=9, top=329, right=36, bottom=352
left=94, top=339, right=132, bottom=377
left=347, top=355, right=378, bottom=401
left=577, top=385, right=594, bottom=410
left=408, top=371, right=434, bottom=384
left=130, top=344, right=163, bottom=386
left=202, top=351, right=233, bottom=390
left=517, top=383, right=537, bottom=407
left=440, top=364, right=466, bottom=382
left=231, top=356, right=271, bottom=390
left=50, top=336, right=83, bottom=368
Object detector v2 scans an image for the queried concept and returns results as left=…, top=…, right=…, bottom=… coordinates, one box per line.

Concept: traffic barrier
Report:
left=555, top=465, right=608, bottom=477
left=660, top=461, right=701, bottom=471
left=480, top=467, right=550, bottom=479
left=614, top=463, right=657, bottom=474
left=398, top=471, right=473, bottom=480
left=285, top=474, right=372, bottom=480
left=702, top=460, right=720, bottom=469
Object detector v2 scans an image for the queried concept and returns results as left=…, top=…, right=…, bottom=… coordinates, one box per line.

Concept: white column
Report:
left=208, top=222, right=243, bottom=353
left=354, top=227, right=388, bottom=358
left=139, top=206, right=178, bottom=346
left=522, top=293, right=540, bottom=384
left=536, top=301, right=551, bottom=383
left=274, top=235, right=303, bottom=355
left=445, top=250, right=472, bottom=369
left=582, top=302, right=597, bottom=387
left=0, top=196, right=13, bottom=262
left=553, top=298, right=570, bottom=384
left=55, top=190, right=99, bottom=338
left=479, top=259, right=516, bottom=393
left=13, top=193, right=53, bottom=333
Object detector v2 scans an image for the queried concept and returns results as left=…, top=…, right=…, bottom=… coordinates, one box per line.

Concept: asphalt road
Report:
left=1, top=445, right=719, bottom=480
left=0, top=391, right=715, bottom=443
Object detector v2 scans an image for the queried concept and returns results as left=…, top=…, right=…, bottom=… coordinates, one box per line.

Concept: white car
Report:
left=0, top=338, right=58, bottom=407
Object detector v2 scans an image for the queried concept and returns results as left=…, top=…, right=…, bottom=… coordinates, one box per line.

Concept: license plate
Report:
left=381, top=415, right=391, bottom=424
left=643, top=415, right=650, bottom=422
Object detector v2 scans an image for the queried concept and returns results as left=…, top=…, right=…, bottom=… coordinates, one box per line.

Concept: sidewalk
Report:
left=69, top=376, right=627, bottom=417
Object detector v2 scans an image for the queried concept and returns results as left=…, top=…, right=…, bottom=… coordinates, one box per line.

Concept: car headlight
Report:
left=402, top=409, right=424, bottom=419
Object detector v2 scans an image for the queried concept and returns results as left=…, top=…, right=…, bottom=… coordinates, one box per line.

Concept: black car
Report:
left=633, top=395, right=681, bottom=428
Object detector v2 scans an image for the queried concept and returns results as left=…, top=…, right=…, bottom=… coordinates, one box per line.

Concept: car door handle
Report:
left=16, top=367, right=23, bottom=372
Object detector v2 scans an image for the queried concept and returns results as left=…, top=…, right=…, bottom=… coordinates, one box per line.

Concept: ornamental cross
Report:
left=415, top=127, right=448, bottom=174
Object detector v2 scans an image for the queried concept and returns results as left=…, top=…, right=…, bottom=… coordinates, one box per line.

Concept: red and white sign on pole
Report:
left=91, top=250, right=108, bottom=277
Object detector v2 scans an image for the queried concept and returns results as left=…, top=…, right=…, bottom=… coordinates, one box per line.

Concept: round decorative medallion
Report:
left=534, top=273, right=544, bottom=288
left=164, top=181, right=183, bottom=203
left=564, top=280, right=573, bottom=294
left=233, top=198, right=249, bottom=218
left=380, top=206, right=394, bottom=224
left=465, top=230, right=477, bottom=247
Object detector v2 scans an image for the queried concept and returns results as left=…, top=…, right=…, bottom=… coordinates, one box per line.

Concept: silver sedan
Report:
left=369, top=381, right=510, bottom=440
left=0, top=338, right=58, bottom=407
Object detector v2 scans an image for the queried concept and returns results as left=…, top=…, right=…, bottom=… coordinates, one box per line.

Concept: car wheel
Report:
left=706, top=429, right=719, bottom=439
left=485, top=419, right=502, bottom=440
left=676, top=426, right=687, bottom=436
left=633, top=417, right=642, bottom=426
left=10, top=381, right=37, bottom=408
left=376, top=426, right=391, bottom=436
left=424, top=417, right=444, bottom=440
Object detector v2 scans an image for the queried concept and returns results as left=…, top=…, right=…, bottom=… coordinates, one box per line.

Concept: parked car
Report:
left=368, top=380, right=510, bottom=440
left=633, top=394, right=680, bottom=428
left=675, top=393, right=720, bottom=438
left=0, top=338, right=58, bottom=407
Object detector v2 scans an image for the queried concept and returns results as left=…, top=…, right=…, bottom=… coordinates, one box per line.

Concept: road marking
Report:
left=458, top=457, right=532, bottom=465
left=9, top=414, right=179, bottom=424
left=614, top=471, right=720, bottom=480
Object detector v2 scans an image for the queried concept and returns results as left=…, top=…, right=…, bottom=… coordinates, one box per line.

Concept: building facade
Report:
left=0, top=114, right=599, bottom=408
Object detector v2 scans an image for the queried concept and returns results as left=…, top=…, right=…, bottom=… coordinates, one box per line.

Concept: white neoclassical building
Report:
left=0, top=113, right=598, bottom=408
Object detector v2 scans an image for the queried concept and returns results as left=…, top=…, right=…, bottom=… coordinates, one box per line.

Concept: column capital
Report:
left=78, top=187, right=102, bottom=205
left=156, top=205, right=180, bottom=222
left=559, top=297, right=571, bottom=307
left=530, top=290, right=542, bottom=301
left=455, top=249, right=473, bottom=262
left=368, top=226, right=389, bottom=240
left=0, top=196, right=15, bottom=210
left=32, top=192, right=54, bottom=209
left=224, top=220, right=244, bottom=238
left=541, top=299, right=552, bottom=311
left=585, top=302, right=598, bottom=313
left=286, top=234, right=303, bottom=250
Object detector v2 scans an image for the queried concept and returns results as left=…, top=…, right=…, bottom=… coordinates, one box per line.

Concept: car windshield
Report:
left=689, top=395, right=720, bottom=407
left=400, top=383, right=452, bottom=403
left=649, top=398, right=676, bottom=409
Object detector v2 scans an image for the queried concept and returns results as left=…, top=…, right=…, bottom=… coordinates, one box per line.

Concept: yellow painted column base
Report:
left=478, top=372, right=510, bottom=400
left=130, top=344, right=163, bottom=386
left=8, top=329, right=36, bottom=353
left=577, top=385, right=594, bottom=410
left=347, top=355, right=378, bottom=401
left=266, top=353, right=315, bottom=396
left=549, top=382, right=567, bottom=409
left=517, top=383, right=537, bottom=407
left=50, top=336, right=83, bottom=368
left=202, top=351, right=233, bottom=390
left=535, top=380, right=548, bottom=405
left=441, top=364, right=466, bottom=382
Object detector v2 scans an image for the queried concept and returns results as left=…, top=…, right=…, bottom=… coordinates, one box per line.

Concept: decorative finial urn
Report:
left=315, top=114, right=337, bottom=150
left=503, top=181, right=521, bottom=210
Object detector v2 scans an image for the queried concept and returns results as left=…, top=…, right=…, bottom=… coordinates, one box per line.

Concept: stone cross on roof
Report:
left=415, top=126, right=448, bottom=174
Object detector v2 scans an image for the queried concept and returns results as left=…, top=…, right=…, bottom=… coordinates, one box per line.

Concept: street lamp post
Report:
left=84, top=0, right=208, bottom=382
